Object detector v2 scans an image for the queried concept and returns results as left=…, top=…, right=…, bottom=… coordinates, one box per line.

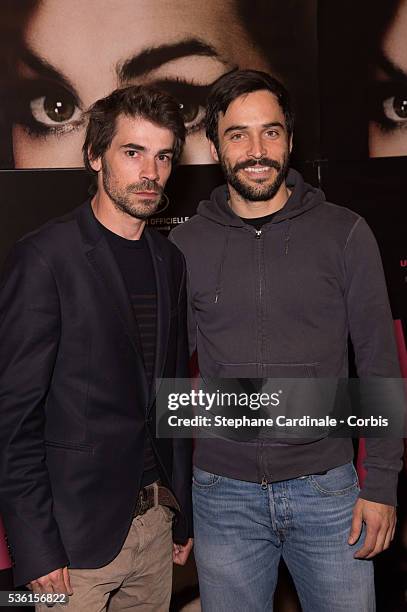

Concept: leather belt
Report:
left=134, top=480, right=180, bottom=517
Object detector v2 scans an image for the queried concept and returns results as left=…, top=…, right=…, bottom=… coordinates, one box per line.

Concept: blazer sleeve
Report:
left=0, top=240, right=69, bottom=586
left=344, top=217, right=404, bottom=506
left=171, top=258, right=193, bottom=543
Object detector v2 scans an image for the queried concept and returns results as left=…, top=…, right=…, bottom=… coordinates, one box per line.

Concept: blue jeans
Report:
left=193, top=462, right=375, bottom=611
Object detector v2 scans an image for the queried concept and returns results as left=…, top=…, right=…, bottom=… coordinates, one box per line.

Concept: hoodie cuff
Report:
left=358, top=467, right=399, bottom=506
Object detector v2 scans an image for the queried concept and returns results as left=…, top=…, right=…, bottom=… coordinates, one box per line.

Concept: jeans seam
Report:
left=192, top=476, right=221, bottom=489
left=308, top=478, right=359, bottom=496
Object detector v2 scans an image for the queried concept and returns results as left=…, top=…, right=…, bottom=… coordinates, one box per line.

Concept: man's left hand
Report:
left=348, top=498, right=396, bottom=559
left=173, top=538, right=193, bottom=565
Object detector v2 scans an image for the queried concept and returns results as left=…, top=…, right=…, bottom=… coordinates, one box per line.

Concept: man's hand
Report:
left=348, top=498, right=396, bottom=559
left=27, top=567, right=73, bottom=596
left=173, top=538, right=193, bottom=566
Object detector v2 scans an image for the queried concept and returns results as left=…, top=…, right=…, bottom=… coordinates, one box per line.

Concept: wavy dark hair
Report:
left=205, top=69, right=294, bottom=152
left=83, top=85, right=186, bottom=175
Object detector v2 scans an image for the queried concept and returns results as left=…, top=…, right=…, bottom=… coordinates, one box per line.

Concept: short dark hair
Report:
left=83, top=85, right=186, bottom=175
left=205, top=69, right=294, bottom=151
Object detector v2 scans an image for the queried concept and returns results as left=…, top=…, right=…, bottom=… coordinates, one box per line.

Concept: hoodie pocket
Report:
left=214, top=361, right=319, bottom=378
left=259, top=363, right=329, bottom=442
left=212, top=362, right=336, bottom=445
left=262, top=362, right=319, bottom=378
left=215, top=361, right=268, bottom=378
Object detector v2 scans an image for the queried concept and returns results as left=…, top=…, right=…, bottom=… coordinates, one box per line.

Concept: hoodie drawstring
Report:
left=214, top=226, right=230, bottom=303
left=284, top=219, right=291, bottom=255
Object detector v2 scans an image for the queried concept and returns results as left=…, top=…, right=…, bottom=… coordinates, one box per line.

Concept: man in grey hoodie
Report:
left=170, top=70, right=403, bottom=611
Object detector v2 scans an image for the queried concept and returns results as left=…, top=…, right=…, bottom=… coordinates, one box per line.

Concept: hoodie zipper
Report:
left=241, top=225, right=266, bottom=373
left=255, top=228, right=264, bottom=371
left=256, top=229, right=267, bottom=488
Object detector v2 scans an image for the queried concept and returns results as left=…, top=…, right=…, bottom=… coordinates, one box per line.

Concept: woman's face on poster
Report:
left=369, top=0, right=407, bottom=157
left=10, top=0, right=270, bottom=168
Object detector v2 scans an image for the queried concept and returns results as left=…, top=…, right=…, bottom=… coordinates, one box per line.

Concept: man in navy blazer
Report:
left=0, top=85, right=193, bottom=610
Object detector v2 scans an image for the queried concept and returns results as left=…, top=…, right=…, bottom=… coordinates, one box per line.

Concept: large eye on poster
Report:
left=0, top=0, right=318, bottom=170
left=368, top=0, right=407, bottom=158
left=319, top=0, right=407, bottom=161
left=318, top=0, right=406, bottom=320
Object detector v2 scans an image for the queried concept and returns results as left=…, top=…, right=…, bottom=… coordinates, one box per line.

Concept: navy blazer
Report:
left=0, top=201, right=192, bottom=586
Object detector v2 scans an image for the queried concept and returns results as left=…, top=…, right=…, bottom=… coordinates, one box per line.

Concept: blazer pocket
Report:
left=45, top=439, right=94, bottom=453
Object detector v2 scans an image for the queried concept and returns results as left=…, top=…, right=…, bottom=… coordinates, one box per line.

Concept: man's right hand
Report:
left=27, top=567, right=73, bottom=596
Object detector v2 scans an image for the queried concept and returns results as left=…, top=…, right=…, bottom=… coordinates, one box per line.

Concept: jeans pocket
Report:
left=309, top=462, right=360, bottom=496
left=193, top=466, right=221, bottom=488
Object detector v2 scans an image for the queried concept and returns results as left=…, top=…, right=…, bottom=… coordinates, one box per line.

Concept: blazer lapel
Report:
left=86, top=242, right=144, bottom=355
left=145, top=230, right=171, bottom=412
left=77, top=201, right=149, bottom=401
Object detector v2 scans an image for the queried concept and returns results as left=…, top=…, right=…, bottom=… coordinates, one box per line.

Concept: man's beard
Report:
left=102, top=158, right=163, bottom=220
left=220, top=154, right=290, bottom=202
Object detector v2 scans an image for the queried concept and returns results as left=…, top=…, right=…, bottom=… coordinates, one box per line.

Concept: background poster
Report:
left=318, top=0, right=407, bottom=161
left=318, top=0, right=407, bottom=319
left=1, top=0, right=405, bottom=278
left=0, top=0, right=319, bottom=263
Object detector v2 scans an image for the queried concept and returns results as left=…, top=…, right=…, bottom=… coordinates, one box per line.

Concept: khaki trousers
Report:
left=36, top=504, right=174, bottom=612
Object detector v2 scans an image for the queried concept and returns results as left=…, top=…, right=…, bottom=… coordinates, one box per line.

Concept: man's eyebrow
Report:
left=263, top=122, right=286, bottom=130
left=223, top=124, right=247, bottom=135
left=223, top=122, right=285, bottom=135
left=18, top=46, right=81, bottom=102
left=376, top=51, right=407, bottom=84
left=157, top=148, right=174, bottom=155
left=120, top=143, right=146, bottom=151
left=120, top=144, right=174, bottom=155
left=119, top=38, right=220, bottom=81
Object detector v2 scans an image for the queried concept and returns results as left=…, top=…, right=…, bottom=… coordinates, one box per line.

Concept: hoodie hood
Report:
left=197, top=168, right=325, bottom=227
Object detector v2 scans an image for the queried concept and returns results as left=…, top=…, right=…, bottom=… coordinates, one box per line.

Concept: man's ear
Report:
left=209, top=141, right=219, bottom=163
left=88, top=148, right=102, bottom=172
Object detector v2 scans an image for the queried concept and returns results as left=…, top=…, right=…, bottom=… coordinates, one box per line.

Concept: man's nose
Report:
left=140, top=157, right=159, bottom=182
left=246, top=134, right=267, bottom=159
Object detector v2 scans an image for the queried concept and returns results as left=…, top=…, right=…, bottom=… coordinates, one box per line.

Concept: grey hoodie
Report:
left=170, top=168, right=403, bottom=506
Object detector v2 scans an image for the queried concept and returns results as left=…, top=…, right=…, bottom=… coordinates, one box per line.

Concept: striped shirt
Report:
left=99, top=222, right=158, bottom=483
